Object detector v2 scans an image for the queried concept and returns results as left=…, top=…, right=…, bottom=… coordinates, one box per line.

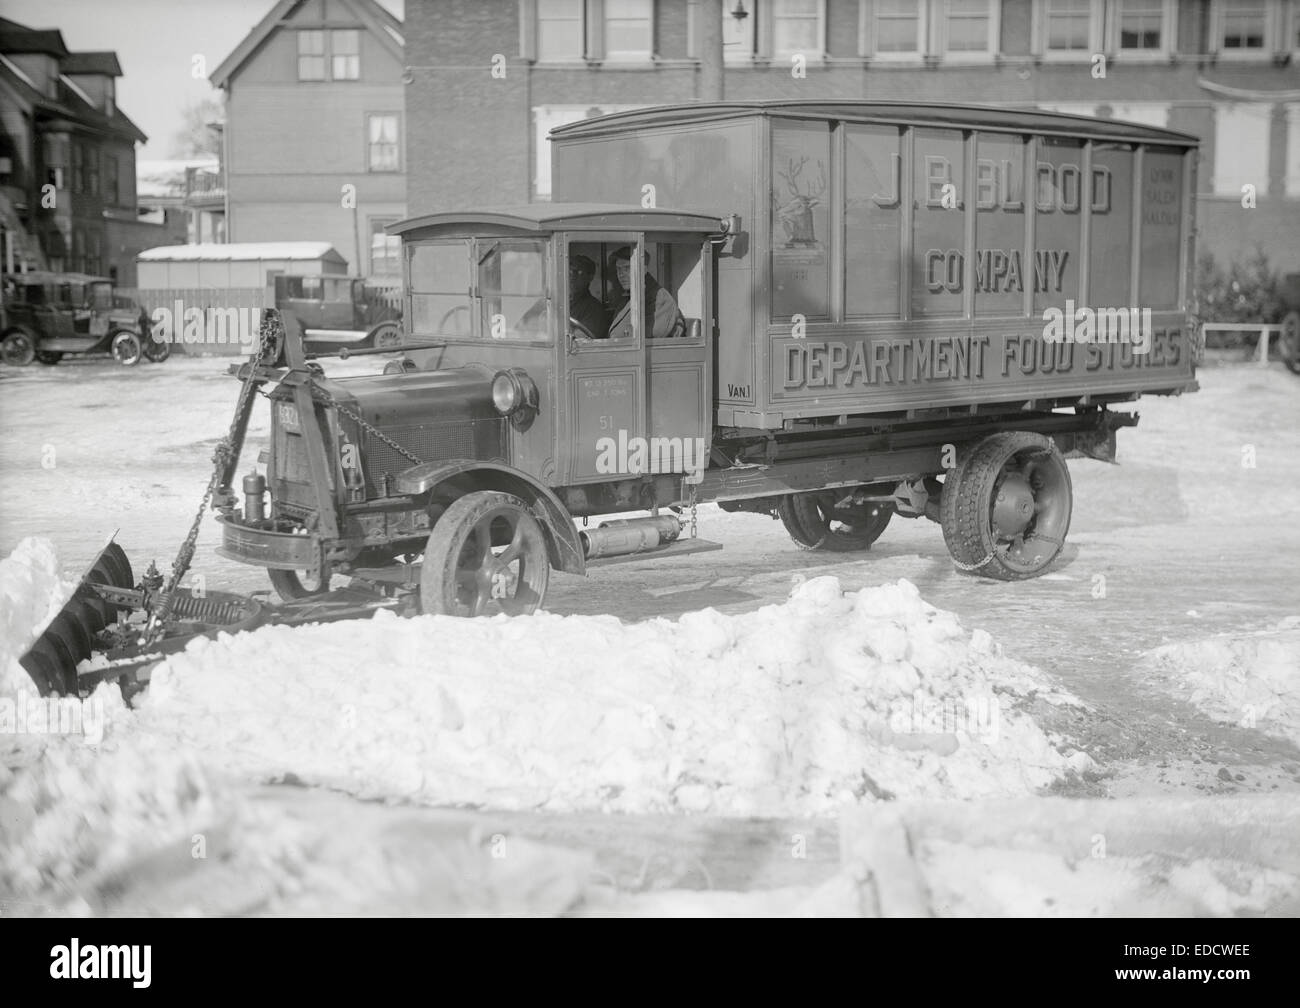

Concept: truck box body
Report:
left=551, top=101, right=1198, bottom=428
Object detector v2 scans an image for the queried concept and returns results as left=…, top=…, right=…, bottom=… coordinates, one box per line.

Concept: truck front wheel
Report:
left=419, top=491, right=549, bottom=616
left=778, top=490, right=892, bottom=552
left=939, top=431, right=1072, bottom=580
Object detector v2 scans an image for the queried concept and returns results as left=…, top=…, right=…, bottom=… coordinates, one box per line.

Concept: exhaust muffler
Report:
left=580, top=515, right=682, bottom=560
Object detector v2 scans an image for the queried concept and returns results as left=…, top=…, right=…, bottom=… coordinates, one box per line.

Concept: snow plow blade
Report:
left=17, top=539, right=265, bottom=699
left=17, top=539, right=411, bottom=699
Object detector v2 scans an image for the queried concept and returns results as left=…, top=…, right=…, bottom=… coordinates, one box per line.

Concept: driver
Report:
left=519, top=253, right=606, bottom=338
left=566, top=254, right=608, bottom=339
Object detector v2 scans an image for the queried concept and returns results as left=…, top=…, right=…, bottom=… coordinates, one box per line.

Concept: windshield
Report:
left=90, top=282, right=113, bottom=310
left=407, top=238, right=549, bottom=342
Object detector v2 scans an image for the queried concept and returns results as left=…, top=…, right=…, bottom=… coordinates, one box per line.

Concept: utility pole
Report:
left=698, top=0, right=724, bottom=102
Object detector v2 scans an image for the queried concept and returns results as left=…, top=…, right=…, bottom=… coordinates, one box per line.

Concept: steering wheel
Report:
left=438, top=304, right=470, bottom=334
left=568, top=316, right=597, bottom=341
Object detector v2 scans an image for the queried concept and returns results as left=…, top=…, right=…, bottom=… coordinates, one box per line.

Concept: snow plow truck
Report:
left=21, top=101, right=1199, bottom=697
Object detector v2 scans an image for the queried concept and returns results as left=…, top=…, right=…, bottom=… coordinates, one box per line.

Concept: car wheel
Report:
left=2, top=330, right=36, bottom=367
left=111, top=331, right=143, bottom=366
left=35, top=351, right=63, bottom=366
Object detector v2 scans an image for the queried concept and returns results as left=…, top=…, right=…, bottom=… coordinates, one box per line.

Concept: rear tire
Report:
left=144, top=335, right=171, bottom=363
left=939, top=431, right=1072, bottom=580
left=778, top=490, right=892, bottom=552
left=35, top=351, right=63, bottom=365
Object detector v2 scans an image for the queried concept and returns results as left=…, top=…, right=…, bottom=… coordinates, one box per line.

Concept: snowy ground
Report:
left=1, top=352, right=1298, bottom=915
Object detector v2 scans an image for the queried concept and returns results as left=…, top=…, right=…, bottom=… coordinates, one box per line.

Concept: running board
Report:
left=585, top=538, right=723, bottom=567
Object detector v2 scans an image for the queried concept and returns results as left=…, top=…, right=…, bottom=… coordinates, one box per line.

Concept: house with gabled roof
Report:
left=0, top=16, right=159, bottom=282
left=209, top=0, right=406, bottom=279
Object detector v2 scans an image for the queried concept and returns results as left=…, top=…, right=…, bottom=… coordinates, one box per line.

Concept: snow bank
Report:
left=1140, top=623, right=1300, bottom=745
left=1, top=537, right=1090, bottom=906
left=130, top=572, right=1086, bottom=815
left=0, top=538, right=79, bottom=699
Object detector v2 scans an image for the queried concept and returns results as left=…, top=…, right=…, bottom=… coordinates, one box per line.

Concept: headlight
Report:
left=491, top=369, right=539, bottom=428
left=492, top=371, right=522, bottom=413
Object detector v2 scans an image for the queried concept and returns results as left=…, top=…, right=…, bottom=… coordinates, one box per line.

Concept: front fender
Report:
left=397, top=459, right=585, bottom=575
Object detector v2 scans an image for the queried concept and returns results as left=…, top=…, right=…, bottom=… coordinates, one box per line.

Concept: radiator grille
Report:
left=361, top=419, right=506, bottom=494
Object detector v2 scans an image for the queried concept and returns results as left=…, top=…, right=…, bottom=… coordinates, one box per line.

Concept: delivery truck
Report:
left=209, top=100, right=1198, bottom=616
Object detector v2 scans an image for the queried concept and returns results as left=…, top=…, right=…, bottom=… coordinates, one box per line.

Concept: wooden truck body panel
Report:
left=550, top=101, right=1199, bottom=428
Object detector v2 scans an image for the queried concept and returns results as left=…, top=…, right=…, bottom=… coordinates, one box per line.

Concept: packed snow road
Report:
left=1, top=351, right=1297, bottom=799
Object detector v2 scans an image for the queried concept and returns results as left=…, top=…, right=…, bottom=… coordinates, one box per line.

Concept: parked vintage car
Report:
left=1278, top=272, right=1300, bottom=375
left=0, top=271, right=167, bottom=366
left=273, top=274, right=402, bottom=355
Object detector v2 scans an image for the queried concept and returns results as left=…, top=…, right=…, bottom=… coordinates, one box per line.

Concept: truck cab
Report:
left=392, top=205, right=718, bottom=491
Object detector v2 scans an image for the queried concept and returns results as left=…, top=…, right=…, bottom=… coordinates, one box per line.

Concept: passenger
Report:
left=606, top=246, right=686, bottom=340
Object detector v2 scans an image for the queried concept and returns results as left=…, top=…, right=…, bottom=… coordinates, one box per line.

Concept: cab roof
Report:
left=548, top=100, right=1198, bottom=147
left=389, top=203, right=726, bottom=237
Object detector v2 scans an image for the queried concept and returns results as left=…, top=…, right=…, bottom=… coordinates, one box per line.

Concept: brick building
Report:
left=404, top=0, right=1300, bottom=271
left=210, top=0, right=407, bottom=278
left=0, top=17, right=161, bottom=283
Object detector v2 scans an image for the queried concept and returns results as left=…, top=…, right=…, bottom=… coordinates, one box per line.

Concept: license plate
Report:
left=277, top=402, right=300, bottom=429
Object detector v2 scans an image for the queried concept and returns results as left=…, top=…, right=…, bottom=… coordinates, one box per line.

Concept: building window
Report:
left=537, top=0, right=584, bottom=60
left=604, top=0, right=653, bottom=60
left=104, top=153, right=119, bottom=205
left=87, top=146, right=99, bottom=196
left=1116, top=0, right=1164, bottom=50
left=1218, top=2, right=1269, bottom=52
left=1042, top=0, right=1098, bottom=55
left=368, top=114, right=400, bottom=172
left=869, top=0, right=925, bottom=56
left=773, top=0, right=822, bottom=56
left=332, top=29, right=360, bottom=79
left=722, top=0, right=759, bottom=60
left=370, top=218, right=401, bottom=275
left=70, top=143, right=83, bottom=193
left=298, top=30, right=326, bottom=79
left=941, top=0, right=996, bottom=55
left=1213, top=103, right=1271, bottom=196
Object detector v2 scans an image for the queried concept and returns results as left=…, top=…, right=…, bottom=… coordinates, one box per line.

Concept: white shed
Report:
left=136, top=242, right=348, bottom=289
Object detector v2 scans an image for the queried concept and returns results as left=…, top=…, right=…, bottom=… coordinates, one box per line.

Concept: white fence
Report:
left=1199, top=322, right=1284, bottom=366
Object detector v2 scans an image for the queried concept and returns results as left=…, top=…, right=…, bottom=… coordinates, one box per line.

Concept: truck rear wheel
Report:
left=939, top=431, right=1072, bottom=580
left=420, top=491, right=549, bottom=617
left=778, top=490, right=892, bottom=552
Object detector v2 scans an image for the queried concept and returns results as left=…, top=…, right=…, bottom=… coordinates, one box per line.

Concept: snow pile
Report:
left=920, top=840, right=1299, bottom=917
left=129, top=574, right=1086, bottom=814
left=1140, top=624, right=1300, bottom=745
left=0, top=538, right=1091, bottom=907
left=0, top=538, right=79, bottom=699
